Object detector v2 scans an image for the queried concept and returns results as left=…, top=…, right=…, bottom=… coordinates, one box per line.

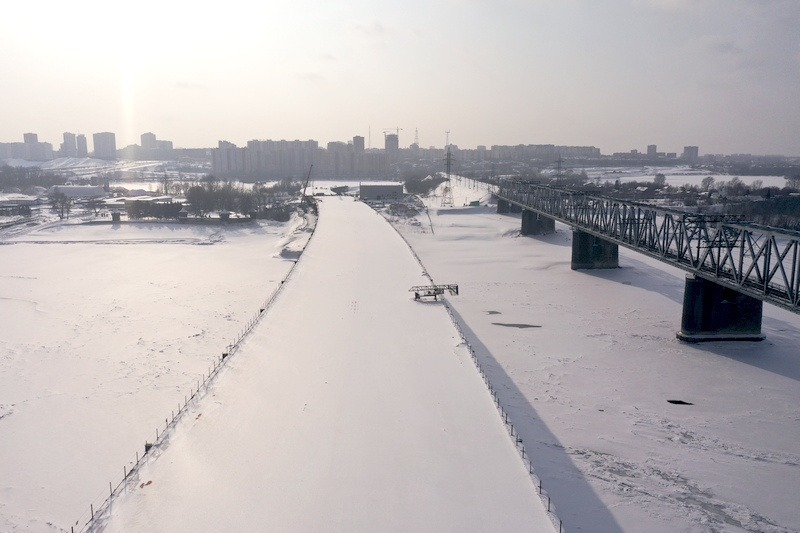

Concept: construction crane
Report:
left=301, top=164, right=313, bottom=203
left=382, top=127, right=403, bottom=139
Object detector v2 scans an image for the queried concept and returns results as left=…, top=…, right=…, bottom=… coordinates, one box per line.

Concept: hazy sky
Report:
left=2, top=0, right=799, bottom=155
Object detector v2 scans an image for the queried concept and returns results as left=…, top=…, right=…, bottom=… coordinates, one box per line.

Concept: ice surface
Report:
left=0, top=216, right=311, bottom=532
left=388, top=176, right=800, bottom=532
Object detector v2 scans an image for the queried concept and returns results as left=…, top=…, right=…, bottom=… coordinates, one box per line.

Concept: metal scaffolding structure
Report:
left=496, top=181, right=800, bottom=314
left=410, top=284, right=459, bottom=300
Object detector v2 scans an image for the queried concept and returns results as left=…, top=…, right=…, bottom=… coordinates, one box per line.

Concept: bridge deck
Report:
left=496, top=183, right=800, bottom=313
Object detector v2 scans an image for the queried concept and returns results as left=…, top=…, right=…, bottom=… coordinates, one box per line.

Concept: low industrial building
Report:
left=47, top=185, right=106, bottom=198
left=359, top=182, right=403, bottom=202
left=0, top=194, right=39, bottom=207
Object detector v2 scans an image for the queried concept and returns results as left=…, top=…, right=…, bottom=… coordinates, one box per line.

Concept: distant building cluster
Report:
left=0, top=131, right=118, bottom=161
left=6, top=128, right=797, bottom=181
left=119, top=132, right=175, bottom=160
left=612, top=143, right=700, bottom=163
left=0, top=133, right=55, bottom=161
left=208, top=131, right=610, bottom=179
left=211, top=138, right=389, bottom=179
left=59, top=132, right=88, bottom=158
left=484, top=144, right=600, bottom=161
left=0, top=131, right=188, bottom=162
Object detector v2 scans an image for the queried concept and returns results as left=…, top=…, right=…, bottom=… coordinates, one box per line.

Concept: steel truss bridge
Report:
left=496, top=182, right=800, bottom=314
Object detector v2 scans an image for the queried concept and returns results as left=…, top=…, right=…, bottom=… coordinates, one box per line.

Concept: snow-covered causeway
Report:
left=99, top=197, right=553, bottom=531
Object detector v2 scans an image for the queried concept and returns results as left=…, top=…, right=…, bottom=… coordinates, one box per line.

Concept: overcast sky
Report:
left=2, top=0, right=798, bottom=156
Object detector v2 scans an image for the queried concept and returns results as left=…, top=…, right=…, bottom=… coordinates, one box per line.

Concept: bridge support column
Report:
left=571, top=230, right=618, bottom=270
left=676, top=275, right=765, bottom=342
left=521, top=210, right=555, bottom=235
left=497, top=198, right=509, bottom=214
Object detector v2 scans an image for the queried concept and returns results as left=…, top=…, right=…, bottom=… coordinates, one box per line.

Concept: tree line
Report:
left=1, top=165, right=65, bottom=190
left=180, top=176, right=301, bottom=218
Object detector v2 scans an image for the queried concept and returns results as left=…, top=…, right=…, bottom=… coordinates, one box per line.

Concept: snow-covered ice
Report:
left=389, top=177, right=800, bottom=532
left=0, top=215, right=312, bottom=532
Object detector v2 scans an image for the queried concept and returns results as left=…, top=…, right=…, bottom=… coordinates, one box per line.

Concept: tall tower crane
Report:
left=382, top=127, right=403, bottom=139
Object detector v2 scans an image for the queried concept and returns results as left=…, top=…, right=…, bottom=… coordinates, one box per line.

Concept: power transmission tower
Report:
left=442, top=140, right=454, bottom=207
left=555, top=154, right=564, bottom=184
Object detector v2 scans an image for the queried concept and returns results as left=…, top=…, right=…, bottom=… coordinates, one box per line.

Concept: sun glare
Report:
left=118, top=40, right=143, bottom=148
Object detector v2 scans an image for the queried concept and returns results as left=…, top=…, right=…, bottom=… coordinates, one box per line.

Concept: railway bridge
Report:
left=494, top=181, right=800, bottom=342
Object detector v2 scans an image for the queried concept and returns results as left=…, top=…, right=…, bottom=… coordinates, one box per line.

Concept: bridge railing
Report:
left=497, top=182, right=800, bottom=313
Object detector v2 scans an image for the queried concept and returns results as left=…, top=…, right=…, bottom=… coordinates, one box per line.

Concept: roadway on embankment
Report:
left=101, top=196, right=553, bottom=532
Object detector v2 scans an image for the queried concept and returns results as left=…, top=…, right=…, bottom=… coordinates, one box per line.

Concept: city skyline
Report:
left=2, top=1, right=799, bottom=156
left=0, top=128, right=708, bottom=157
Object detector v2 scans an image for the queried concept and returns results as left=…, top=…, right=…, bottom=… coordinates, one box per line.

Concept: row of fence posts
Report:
left=387, top=214, right=563, bottom=533
left=440, top=300, right=564, bottom=533
left=72, top=209, right=318, bottom=533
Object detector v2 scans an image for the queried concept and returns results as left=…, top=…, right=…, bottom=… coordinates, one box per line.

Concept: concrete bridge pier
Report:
left=497, top=198, right=509, bottom=214
left=521, top=210, right=555, bottom=235
left=571, top=230, right=619, bottom=270
left=676, top=275, right=765, bottom=342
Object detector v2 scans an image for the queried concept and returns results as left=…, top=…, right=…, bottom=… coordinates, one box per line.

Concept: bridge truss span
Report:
left=497, top=182, right=800, bottom=314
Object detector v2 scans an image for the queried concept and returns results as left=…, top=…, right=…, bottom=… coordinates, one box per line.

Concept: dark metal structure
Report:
left=411, top=284, right=459, bottom=300
left=496, top=181, right=800, bottom=315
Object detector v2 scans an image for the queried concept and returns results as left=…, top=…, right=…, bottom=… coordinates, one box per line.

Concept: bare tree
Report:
left=185, top=186, right=212, bottom=217
left=50, top=192, right=72, bottom=219
left=85, top=198, right=104, bottom=215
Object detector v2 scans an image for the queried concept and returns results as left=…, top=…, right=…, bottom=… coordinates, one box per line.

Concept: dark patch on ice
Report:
left=492, top=323, right=541, bottom=329
left=280, top=247, right=302, bottom=259
left=486, top=310, right=501, bottom=315
left=667, top=400, right=694, bottom=405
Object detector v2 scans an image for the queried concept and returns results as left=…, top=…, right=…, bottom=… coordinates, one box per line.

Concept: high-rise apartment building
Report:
left=141, top=132, right=157, bottom=150
left=77, top=134, right=88, bottom=157
left=385, top=133, right=399, bottom=152
left=13, top=132, right=53, bottom=161
left=682, top=146, right=699, bottom=162
left=647, top=144, right=657, bottom=158
left=93, top=132, right=117, bottom=160
left=353, top=135, right=365, bottom=153
left=62, top=132, right=77, bottom=157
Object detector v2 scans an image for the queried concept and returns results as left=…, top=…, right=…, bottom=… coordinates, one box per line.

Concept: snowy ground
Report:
left=387, top=178, right=800, bottom=532
left=0, top=215, right=312, bottom=532
left=3, top=176, right=799, bottom=532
